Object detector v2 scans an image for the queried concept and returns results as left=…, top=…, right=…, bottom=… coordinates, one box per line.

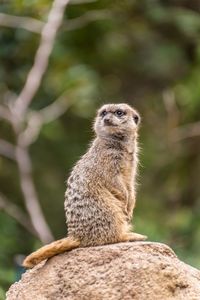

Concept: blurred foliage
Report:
left=0, top=0, right=200, bottom=293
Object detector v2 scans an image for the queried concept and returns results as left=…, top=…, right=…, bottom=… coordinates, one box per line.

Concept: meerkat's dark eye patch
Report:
left=100, top=110, right=107, bottom=117
left=115, top=110, right=126, bottom=117
left=133, top=114, right=140, bottom=124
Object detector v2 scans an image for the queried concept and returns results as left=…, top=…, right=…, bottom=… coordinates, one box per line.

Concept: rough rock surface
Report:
left=6, top=242, right=200, bottom=300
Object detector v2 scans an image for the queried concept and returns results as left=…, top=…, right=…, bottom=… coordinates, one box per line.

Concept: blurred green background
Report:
left=0, top=0, right=200, bottom=296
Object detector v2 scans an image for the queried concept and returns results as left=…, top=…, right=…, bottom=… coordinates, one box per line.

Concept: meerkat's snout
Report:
left=103, top=115, right=114, bottom=126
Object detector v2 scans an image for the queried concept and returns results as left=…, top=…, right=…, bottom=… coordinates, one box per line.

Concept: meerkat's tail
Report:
left=23, top=237, right=80, bottom=268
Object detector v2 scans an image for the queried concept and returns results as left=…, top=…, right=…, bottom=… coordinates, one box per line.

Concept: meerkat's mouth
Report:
left=104, top=124, right=117, bottom=127
left=104, top=123, right=118, bottom=127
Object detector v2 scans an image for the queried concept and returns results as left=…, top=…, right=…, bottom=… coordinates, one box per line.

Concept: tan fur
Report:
left=23, top=237, right=80, bottom=268
left=23, top=103, right=147, bottom=268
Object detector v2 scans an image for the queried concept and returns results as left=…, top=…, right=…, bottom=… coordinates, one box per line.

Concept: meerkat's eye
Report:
left=133, top=114, right=139, bottom=124
left=115, top=110, right=125, bottom=117
left=100, top=110, right=107, bottom=117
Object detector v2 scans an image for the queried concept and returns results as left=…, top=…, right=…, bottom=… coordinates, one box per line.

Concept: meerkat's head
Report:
left=94, top=103, right=140, bottom=140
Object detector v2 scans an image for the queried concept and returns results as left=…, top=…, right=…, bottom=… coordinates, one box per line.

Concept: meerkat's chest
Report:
left=120, top=157, right=134, bottom=187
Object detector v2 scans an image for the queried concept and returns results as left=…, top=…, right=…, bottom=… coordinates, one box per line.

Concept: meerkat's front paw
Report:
left=126, top=212, right=133, bottom=223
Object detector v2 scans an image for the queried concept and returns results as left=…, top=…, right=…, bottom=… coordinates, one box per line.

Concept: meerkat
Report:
left=23, top=103, right=147, bottom=268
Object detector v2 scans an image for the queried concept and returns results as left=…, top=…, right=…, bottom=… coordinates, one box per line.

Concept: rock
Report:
left=6, top=242, right=200, bottom=300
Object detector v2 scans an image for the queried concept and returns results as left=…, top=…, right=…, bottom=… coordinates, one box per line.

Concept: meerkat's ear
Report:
left=133, top=112, right=140, bottom=125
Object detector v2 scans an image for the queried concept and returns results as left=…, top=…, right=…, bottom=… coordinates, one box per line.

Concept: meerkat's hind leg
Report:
left=120, top=232, right=147, bottom=242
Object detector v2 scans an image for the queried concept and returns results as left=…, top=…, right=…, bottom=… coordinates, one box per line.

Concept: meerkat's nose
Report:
left=104, top=117, right=112, bottom=125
